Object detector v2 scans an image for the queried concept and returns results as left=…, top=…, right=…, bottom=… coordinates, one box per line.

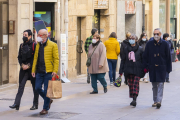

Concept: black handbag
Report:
left=86, top=45, right=98, bottom=67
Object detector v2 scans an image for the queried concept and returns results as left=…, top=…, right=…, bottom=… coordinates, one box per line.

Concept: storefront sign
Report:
left=34, top=0, right=57, bottom=2
left=94, top=0, right=109, bottom=9
left=60, top=34, right=67, bottom=79
left=125, top=1, right=136, bottom=14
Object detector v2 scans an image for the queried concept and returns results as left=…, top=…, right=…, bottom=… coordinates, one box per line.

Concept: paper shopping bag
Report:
left=47, top=80, right=62, bottom=99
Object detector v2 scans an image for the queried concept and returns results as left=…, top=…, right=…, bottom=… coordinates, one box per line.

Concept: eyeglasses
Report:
left=38, top=34, right=46, bottom=37
left=154, top=33, right=159, bottom=36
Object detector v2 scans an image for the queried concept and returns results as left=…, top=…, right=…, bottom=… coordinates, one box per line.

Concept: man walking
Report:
left=32, top=29, right=59, bottom=115
left=84, top=28, right=98, bottom=83
left=143, top=28, right=172, bottom=109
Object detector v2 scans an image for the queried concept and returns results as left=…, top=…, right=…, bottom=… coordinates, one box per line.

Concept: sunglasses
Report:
left=154, top=33, right=159, bottom=36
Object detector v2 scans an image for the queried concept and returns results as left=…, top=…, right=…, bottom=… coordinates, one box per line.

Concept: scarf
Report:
left=92, top=40, right=100, bottom=47
left=127, top=44, right=139, bottom=62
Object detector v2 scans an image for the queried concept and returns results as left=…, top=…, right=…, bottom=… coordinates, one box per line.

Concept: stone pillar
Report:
left=9, top=0, right=18, bottom=83
left=117, top=0, right=125, bottom=41
left=55, top=0, right=61, bottom=76
left=152, top=0, right=159, bottom=31
left=136, top=1, right=143, bottom=38
left=166, top=0, right=170, bottom=34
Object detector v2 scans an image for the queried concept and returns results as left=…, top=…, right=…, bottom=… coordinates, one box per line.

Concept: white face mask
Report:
left=154, top=35, right=160, bottom=41
left=37, top=37, right=43, bottom=43
left=142, top=38, right=146, bottom=41
left=92, top=39, right=97, bottom=44
left=167, top=37, right=170, bottom=40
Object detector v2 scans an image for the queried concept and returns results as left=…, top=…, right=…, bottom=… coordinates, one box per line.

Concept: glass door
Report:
left=0, top=2, right=9, bottom=85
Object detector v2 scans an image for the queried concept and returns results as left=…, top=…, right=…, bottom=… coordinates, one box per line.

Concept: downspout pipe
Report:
left=142, top=0, right=145, bottom=32
left=65, top=0, right=69, bottom=78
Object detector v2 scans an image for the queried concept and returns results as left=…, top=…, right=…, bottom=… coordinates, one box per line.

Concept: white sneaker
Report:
left=140, top=79, right=143, bottom=82
left=144, top=79, right=148, bottom=83
left=110, top=82, right=113, bottom=86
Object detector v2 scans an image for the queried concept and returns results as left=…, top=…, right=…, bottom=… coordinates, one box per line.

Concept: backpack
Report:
left=21, top=42, right=35, bottom=55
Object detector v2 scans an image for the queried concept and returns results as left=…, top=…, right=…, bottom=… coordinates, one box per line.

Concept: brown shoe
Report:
left=49, top=99, right=53, bottom=110
left=40, top=109, right=48, bottom=115
left=152, top=103, right=157, bottom=107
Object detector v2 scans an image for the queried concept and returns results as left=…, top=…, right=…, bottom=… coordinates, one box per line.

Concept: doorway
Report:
left=0, top=1, right=9, bottom=85
left=34, top=2, right=55, bottom=42
left=92, top=10, right=100, bottom=34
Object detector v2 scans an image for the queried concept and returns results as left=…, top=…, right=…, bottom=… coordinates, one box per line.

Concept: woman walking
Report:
left=138, top=33, right=149, bottom=83
left=104, top=32, right=120, bottom=85
left=120, top=32, right=131, bottom=85
left=9, top=30, right=39, bottom=110
left=119, top=34, right=144, bottom=107
left=88, top=34, right=109, bottom=94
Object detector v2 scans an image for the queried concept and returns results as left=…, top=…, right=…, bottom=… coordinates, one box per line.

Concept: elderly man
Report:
left=143, top=28, right=172, bottom=109
left=32, top=29, right=59, bottom=115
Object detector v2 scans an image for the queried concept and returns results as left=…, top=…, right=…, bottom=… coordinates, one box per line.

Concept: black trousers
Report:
left=14, top=72, right=39, bottom=106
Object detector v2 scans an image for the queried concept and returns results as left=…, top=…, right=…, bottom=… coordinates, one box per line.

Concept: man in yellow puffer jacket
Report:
left=104, top=32, right=120, bottom=85
left=32, top=29, right=59, bottom=115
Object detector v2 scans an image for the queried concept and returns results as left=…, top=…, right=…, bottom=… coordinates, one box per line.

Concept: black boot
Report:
left=9, top=104, right=19, bottom=110
left=130, top=100, right=137, bottom=107
left=130, top=95, right=137, bottom=107
left=30, top=104, right=38, bottom=110
left=87, top=74, right=90, bottom=84
left=104, top=87, right=107, bottom=93
left=166, top=79, right=170, bottom=83
left=124, top=77, right=128, bottom=85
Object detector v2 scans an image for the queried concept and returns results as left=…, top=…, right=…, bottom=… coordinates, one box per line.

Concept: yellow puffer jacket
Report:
left=104, top=38, right=120, bottom=59
left=32, top=39, right=59, bottom=73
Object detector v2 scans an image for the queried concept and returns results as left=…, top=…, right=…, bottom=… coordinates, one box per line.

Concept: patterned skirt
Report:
left=127, top=75, right=140, bottom=98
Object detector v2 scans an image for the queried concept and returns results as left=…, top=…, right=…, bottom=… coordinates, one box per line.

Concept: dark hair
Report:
left=23, top=29, right=32, bottom=36
left=163, top=33, right=169, bottom=40
left=138, top=32, right=147, bottom=43
left=91, top=28, right=98, bottom=35
left=109, top=32, right=117, bottom=39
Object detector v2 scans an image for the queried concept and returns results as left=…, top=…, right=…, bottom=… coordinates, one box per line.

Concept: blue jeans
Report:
left=107, top=59, right=117, bottom=82
left=90, top=73, right=107, bottom=92
left=35, top=73, right=52, bottom=110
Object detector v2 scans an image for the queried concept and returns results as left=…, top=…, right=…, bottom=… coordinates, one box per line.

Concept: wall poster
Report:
left=125, top=1, right=136, bottom=14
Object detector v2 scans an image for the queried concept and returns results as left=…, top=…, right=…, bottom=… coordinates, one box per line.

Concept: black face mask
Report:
left=23, top=36, right=28, bottom=43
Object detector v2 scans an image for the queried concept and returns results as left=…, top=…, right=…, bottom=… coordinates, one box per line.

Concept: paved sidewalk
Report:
left=0, top=62, right=180, bottom=120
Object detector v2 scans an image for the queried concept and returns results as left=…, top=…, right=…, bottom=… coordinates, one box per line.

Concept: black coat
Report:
left=139, top=40, right=148, bottom=51
left=120, top=39, right=129, bottom=59
left=143, top=38, right=172, bottom=82
left=119, top=43, right=145, bottom=78
left=18, top=40, right=36, bottom=83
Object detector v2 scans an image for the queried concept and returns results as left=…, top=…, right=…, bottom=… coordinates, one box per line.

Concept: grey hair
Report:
left=154, top=28, right=162, bottom=33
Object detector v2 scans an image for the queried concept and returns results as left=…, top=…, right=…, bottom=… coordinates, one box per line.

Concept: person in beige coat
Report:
left=88, top=34, right=109, bottom=94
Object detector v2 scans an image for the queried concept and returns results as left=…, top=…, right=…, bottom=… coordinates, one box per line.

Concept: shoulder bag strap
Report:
left=90, top=45, right=98, bottom=58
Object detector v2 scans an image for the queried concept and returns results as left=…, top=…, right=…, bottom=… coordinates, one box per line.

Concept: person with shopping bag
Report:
left=31, top=29, right=59, bottom=115
left=119, top=34, right=145, bottom=107
left=87, top=34, right=109, bottom=94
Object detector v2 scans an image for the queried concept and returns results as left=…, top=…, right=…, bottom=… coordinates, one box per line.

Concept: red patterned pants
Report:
left=127, top=75, right=140, bottom=98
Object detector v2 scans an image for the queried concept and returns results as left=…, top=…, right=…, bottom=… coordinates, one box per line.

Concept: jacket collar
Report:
left=153, top=38, right=163, bottom=46
left=109, top=37, right=117, bottom=41
left=39, top=38, right=49, bottom=46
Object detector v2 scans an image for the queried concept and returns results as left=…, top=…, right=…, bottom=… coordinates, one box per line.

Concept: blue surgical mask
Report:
left=142, top=38, right=146, bottom=41
left=129, top=39, right=135, bottom=45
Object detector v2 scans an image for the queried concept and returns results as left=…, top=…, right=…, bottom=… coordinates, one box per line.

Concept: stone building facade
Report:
left=68, top=0, right=117, bottom=79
